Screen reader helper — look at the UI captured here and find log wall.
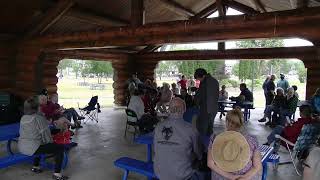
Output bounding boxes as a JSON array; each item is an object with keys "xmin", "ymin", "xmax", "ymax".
[
  {"xmin": 13, "ymin": 45, "xmax": 42, "ymax": 99},
  {"xmin": 304, "ymin": 56, "xmax": 320, "ymax": 98},
  {"xmin": 0, "ymin": 43, "xmax": 16, "ymax": 92}
]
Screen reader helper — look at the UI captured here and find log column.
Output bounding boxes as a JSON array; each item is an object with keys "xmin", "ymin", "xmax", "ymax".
[
  {"xmin": 303, "ymin": 54, "xmax": 320, "ymax": 99},
  {"xmin": 41, "ymin": 55, "xmax": 60, "ymax": 95},
  {"xmin": 112, "ymin": 59, "xmax": 131, "ymax": 105},
  {"xmin": 135, "ymin": 59, "xmax": 159, "ymax": 81}
]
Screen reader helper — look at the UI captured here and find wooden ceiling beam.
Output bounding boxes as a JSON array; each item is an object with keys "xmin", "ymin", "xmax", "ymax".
[
  {"xmin": 45, "ymin": 50, "xmax": 129, "ymax": 61},
  {"xmin": 66, "ymin": 8, "xmax": 129, "ymax": 26},
  {"xmin": 297, "ymin": 0, "xmax": 310, "ymax": 8},
  {"xmin": 217, "ymin": 0, "xmax": 226, "ymax": 17},
  {"xmin": 158, "ymin": 0, "xmax": 195, "ymax": 17},
  {"xmin": 131, "ymin": 0, "xmax": 145, "ymax": 27},
  {"xmin": 25, "ymin": 0, "xmax": 74, "ymax": 38},
  {"xmin": 34, "ymin": 7, "xmax": 320, "ymax": 47},
  {"xmin": 192, "ymin": 2, "xmax": 217, "ymax": 19},
  {"xmin": 137, "ymin": 46, "xmax": 318, "ymax": 60},
  {"xmin": 225, "ymin": 0, "xmax": 258, "ymax": 15},
  {"xmin": 250, "ymin": 0, "xmax": 267, "ymax": 12}
]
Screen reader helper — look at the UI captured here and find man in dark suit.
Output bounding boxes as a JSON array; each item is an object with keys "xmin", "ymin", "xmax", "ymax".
[{"xmin": 194, "ymin": 68, "xmax": 219, "ymax": 136}]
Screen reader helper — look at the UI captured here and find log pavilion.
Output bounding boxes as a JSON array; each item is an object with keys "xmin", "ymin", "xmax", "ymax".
[{"xmin": 1, "ymin": 0, "xmax": 320, "ymax": 105}]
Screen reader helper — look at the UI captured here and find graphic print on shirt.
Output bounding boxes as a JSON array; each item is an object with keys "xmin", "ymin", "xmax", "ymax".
[
  {"xmin": 162, "ymin": 126, "xmax": 173, "ymax": 140},
  {"xmin": 157, "ymin": 126, "xmax": 179, "ymax": 145}
]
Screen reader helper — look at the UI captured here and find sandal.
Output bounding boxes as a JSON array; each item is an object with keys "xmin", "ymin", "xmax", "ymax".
[
  {"xmin": 31, "ymin": 167, "xmax": 42, "ymax": 173},
  {"xmin": 52, "ymin": 174, "xmax": 69, "ymax": 180}
]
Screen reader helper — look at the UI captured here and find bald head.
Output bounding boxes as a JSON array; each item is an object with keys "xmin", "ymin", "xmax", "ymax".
[{"xmin": 169, "ymin": 97, "xmax": 186, "ymax": 116}]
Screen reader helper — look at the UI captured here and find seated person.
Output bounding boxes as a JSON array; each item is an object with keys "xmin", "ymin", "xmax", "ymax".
[
  {"xmin": 128, "ymin": 89, "xmax": 145, "ymax": 123},
  {"xmin": 258, "ymin": 88, "xmax": 286, "ymax": 125},
  {"xmin": 207, "ymin": 109, "xmax": 262, "ymax": 180},
  {"xmin": 128, "ymin": 89, "xmax": 158, "ymax": 133},
  {"xmin": 50, "ymin": 93, "xmax": 83, "ymax": 128},
  {"xmin": 154, "ymin": 97, "xmax": 203, "ymax": 180},
  {"xmin": 263, "ymin": 105, "xmax": 313, "ymax": 154},
  {"xmin": 218, "ymin": 85, "xmax": 229, "ymax": 119},
  {"xmin": 303, "ymin": 141, "xmax": 320, "ymax": 180},
  {"xmin": 311, "ymin": 88, "xmax": 320, "ymax": 114},
  {"xmin": 292, "ymin": 85, "xmax": 299, "ymax": 100},
  {"xmin": 176, "ymin": 88, "xmax": 194, "ymax": 109},
  {"xmin": 278, "ymin": 87, "xmax": 299, "ymax": 126},
  {"xmin": 156, "ymin": 83, "xmax": 173, "ymax": 113},
  {"xmin": 230, "ymin": 83, "xmax": 253, "ymax": 108},
  {"xmin": 171, "ymin": 83, "xmax": 179, "ymax": 96},
  {"xmin": 18, "ymin": 96, "xmax": 69, "ymax": 180},
  {"xmin": 39, "ymin": 95, "xmax": 75, "ymax": 130}
]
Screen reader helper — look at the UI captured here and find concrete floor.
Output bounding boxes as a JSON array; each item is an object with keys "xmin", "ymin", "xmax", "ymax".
[{"xmin": 0, "ymin": 108, "xmax": 302, "ymax": 180}]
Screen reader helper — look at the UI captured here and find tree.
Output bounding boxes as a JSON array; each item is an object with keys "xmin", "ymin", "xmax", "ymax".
[
  {"xmin": 293, "ymin": 61, "xmax": 307, "ymax": 83},
  {"xmin": 57, "ymin": 59, "xmax": 73, "ymax": 76},
  {"xmin": 235, "ymin": 39, "xmax": 285, "ymax": 81},
  {"xmin": 87, "ymin": 61, "xmax": 113, "ymax": 83}
]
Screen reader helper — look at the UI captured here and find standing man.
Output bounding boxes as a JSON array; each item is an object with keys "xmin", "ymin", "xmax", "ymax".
[
  {"xmin": 266, "ymin": 74, "xmax": 276, "ymax": 107},
  {"xmin": 277, "ymin": 73, "xmax": 289, "ymax": 94},
  {"xmin": 194, "ymin": 68, "xmax": 219, "ymax": 135}
]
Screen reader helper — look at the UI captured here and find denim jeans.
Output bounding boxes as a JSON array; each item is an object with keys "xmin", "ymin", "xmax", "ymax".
[{"xmin": 267, "ymin": 125, "xmax": 284, "ymax": 144}]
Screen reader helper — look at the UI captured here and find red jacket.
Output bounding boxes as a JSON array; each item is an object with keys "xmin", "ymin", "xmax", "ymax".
[
  {"xmin": 40, "ymin": 101, "xmax": 61, "ymax": 119},
  {"xmin": 283, "ymin": 117, "xmax": 312, "ymax": 143}
]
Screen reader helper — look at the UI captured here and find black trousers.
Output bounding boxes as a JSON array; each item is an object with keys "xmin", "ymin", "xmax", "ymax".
[{"xmin": 33, "ymin": 143, "xmax": 65, "ymax": 173}]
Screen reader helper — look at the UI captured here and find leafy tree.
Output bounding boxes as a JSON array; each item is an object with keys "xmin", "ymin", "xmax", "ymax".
[
  {"xmin": 87, "ymin": 61, "xmax": 113, "ymax": 83},
  {"xmin": 57, "ymin": 59, "xmax": 73, "ymax": 76},
  {"xmin": 293, "ymin": 61, "xmax": 307, "ymax": 83},
  {"xmin": 235, "ymin": 39, "xmax": 285, "ymax": 80}
]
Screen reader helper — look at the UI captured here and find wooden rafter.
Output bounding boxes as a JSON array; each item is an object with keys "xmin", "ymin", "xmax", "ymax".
[
  {"xmin": 66, "ymin": 8, "xmax": 129, "ymax": 27},
  {"xmin": 217, "ymin": 0, "xmax": 226, "ymax": 17},
  {"xmin": 34, "ymin": 7, "xmax": 320, "ymax": 47},
  {"xmin": 139, "ymin": 45, "xmax": 162, "ymax": 53},
  {"xmin": 137, "ymin": 46, "xmax": 318, "ymax": 60},
  {"xmin": 192, "ymin": 2, "xmax": 217, "ymax": 19},
  {"xmin": 297, "ymin": 0, "xmax": 310, "ymax": 8},
  {"xmin": 225, "ymin": 0, "xmax": 258, "ymax": 15},
  {"xmin": 250, "ymin": 0, "xmax": 266, "ymax": 12},
  {"xmin": 158, "ymin": 0, "xmax": 195, "ymax": 17},
  {"xmin": 25, "ymin": 0, "xmax": 74, "ymax": 38},
  {"xmin": 131, "ymin": 0, "xmax": 145, "ymax": 27}
]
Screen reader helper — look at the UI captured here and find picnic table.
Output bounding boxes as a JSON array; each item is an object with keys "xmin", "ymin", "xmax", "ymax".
[
  {"xmin": 218, "ymin": 100, "xmax": 254, "ymax": 122},
  {"xmin": 135, "ymin": 133, "xmax": 273, "ymax": 180}
]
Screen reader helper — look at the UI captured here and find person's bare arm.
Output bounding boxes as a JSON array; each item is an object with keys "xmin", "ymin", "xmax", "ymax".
[
  {"xmin": 303, "ymin": 166, "xmax": 312, "ymax": 180},
  {"xmin": 207, "ymin": 150, "xmax": 240, "ymax": 180},
  {"xmin": 238, "ymin": 150, "xmax": 262, "ymax": 180}
]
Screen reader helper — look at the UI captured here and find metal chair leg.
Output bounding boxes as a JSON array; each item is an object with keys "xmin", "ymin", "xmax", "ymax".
[
  {"xmin": 123, "ymin": 170, "xmax": 129, "ymax": 180},
  {"xmin": 285, "ymin": 142, "xmax": 301, "ymax": 176}
]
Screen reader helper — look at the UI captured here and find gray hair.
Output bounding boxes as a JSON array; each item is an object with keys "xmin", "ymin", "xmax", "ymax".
[
  {"xmin": 24, "ymin": 96, "xmax": 39, "ymax": 115},
  {"xmin": 169, "ymin": 97, "xmax": 186, "ymax": 116},
  {"xmin": 276, "ymin": 87, "xmax": 284, "ymax": 95}
]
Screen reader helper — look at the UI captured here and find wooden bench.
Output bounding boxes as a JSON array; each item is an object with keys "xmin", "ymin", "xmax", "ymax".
[{"xmin": 114, "ymin": 157, "xmax": 158, "ymax": 180}]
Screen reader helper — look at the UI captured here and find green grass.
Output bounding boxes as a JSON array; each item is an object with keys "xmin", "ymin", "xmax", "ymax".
[
  {"xmin": 57, "ymin": 77, "xmax": 306, "ymax": 108},
  {"xmin": 57, "ymin": 77, "xmax": 114, "ymax": 108}
]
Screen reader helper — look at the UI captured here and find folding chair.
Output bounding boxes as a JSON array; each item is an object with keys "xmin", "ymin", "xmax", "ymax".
[
  {"xmin": 274, "ymin": 123, "xmax": 320, "ymax": 175},
  {"xmin": 124, "ymin": 109, "xmax": 139, "ymax": 139},
  {"xmin": 78, "ymin": 96, "xmax": 101, "ymax": 124}
]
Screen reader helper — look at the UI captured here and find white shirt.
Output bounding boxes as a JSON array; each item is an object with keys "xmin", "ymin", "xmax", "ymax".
[{"xmin": 128, "ymin": 95, "xmax": 145, "ymax": 122}]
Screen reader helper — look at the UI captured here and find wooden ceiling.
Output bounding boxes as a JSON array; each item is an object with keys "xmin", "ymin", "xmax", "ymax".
[{"xmin": 1, "ymin": 0, "xmax": 320, "ymax": 51}]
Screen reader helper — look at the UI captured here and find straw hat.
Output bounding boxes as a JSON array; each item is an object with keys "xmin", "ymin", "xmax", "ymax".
[{"xmin": 211, "ymin": 131, "xmax": 250, "ymax": 172}]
